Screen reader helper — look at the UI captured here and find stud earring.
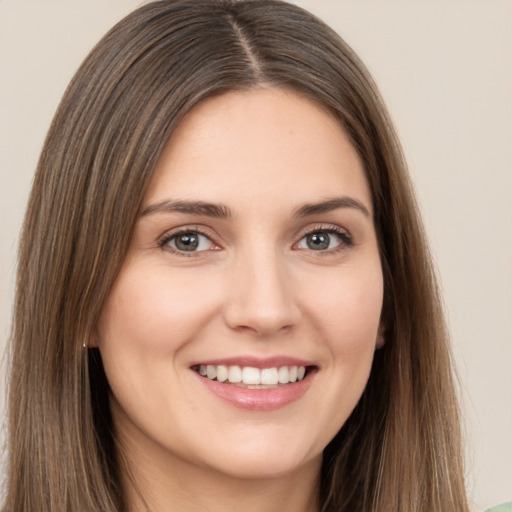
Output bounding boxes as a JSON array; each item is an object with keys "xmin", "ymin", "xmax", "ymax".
[{"xmin": 376, "ymin": 327, "xmax": 385, "ymax": 349}]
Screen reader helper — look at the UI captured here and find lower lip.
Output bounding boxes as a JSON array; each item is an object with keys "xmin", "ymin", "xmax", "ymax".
[{"xmin": 195, "ymin": 371, "xmax": 314, "ymax": 411}]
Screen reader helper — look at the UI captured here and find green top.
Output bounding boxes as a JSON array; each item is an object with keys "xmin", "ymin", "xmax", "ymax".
[{"xmin": 486, "ymin": 504, "xmax": 512, "ymax": 512}]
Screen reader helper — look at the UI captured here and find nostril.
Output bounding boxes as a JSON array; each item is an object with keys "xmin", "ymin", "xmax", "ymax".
[{"xmin": 223, "ymin": 269, "xmax": 300, "ymax": 335}]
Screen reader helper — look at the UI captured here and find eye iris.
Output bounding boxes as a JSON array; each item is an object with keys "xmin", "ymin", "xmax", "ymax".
[
  {"xmin": 307, "ymin": 232, "xmax": 330, "ymax": 250},
  {"xmin": 175, "ymin": 233, "xmax": 199, "ymax": 251}
]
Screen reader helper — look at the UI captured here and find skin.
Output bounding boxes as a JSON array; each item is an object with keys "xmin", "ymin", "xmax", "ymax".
[{"xmin": 96, "ymin": 87, "xmax": 384, "ymax": 512}]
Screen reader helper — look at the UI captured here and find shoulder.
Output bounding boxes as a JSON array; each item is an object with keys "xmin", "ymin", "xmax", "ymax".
[{"xmin": 486, "ymin": 504, "xmax": 512, "ymax": 512}]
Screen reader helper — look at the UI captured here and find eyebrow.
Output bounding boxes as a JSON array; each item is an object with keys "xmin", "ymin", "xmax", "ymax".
[
  {"xmin": 141, "ymin": 199, "xmax": 233, "ymax": 218},
  {"xmin": 141, "ymin": 196, "xmax": 370, "ymax": 219},
  {"xmin": 293, "ymin": 197, "xmax": 371, "ymax": 218}
]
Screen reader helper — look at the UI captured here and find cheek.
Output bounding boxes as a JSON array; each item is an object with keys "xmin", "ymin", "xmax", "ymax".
[
  {"xmin": 303, "ymin": 263, "xmax": 384, "ymax": 355},
  {"xmin": 291, "ymin": 262, "xmax": 383, "ymax": 447},
  {"xmin": 95, "ymin": 264, "xmax": 226, "ymax": 426},
  {"xmin": 98, "ymin": 264, "xmax": 224, "ymax": 355}
]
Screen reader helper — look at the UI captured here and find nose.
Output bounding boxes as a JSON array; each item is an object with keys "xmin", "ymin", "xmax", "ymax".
[{"xmin": 223, "ymin": 249, "xmax": 300, "ymax": 337}]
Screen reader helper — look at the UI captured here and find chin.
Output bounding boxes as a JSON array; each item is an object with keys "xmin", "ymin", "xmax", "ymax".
[
  {"xmin": 206, "ymin": 452, "xmax": 321, "ymax": 481},
  {"xmin": 191, "ymin": 429, "xmax": 324, "ymax": 481}
]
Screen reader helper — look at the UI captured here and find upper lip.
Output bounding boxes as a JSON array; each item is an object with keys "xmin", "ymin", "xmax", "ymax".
[{"xmin": 189, "ymin": 355, "xmax": 316, "ymax": 369}]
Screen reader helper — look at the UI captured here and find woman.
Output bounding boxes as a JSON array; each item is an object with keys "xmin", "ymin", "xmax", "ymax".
[{"xmin": 4, "ymin": 1, "xmax": 472, "ymax": 511}]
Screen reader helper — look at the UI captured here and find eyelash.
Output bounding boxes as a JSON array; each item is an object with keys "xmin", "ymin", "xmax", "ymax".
[
  {"xmin": 158, "ymin": 224, "xmax": 353, "ymax": 257},
  {"xmin": 295, "ymin": 224, "xmax": 353, "ymax": 255},
  {"xmin": 158, "ymin": 227, "xmax": 217, "ymax": 257}
]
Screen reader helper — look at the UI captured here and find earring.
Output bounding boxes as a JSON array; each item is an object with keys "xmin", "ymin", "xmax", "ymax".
[
  {"xmin": 376, "ymin": 328, "xmax": 385, "ymax": 349},
  {"xmin": 82, "ymin": 341, "xmax": 87, "ymax": 349}
]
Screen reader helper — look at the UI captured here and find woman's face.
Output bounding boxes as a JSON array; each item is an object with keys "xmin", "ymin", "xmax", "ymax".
[{"xmin": 97, "ymin": 88, "xmax": 383, "ymax": 481}]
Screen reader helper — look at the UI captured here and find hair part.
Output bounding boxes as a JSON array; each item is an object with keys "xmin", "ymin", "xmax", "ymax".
[{"xmin": 5, "ymin": 1, "xmax": 469, "ymax": 511}]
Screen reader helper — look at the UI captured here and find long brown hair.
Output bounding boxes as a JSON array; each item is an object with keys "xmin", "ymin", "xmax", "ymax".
[{"xmin": 5, "ymin": 1, "xmax": 470, "ymax": 510}]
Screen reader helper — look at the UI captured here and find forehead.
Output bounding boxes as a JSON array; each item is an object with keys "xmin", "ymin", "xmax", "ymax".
[{"xmin": 144, "ymin": 87, "xmax": 372, "ymax": 214}]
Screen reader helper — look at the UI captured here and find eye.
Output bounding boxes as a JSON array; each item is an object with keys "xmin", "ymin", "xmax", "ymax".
[
  {"xmin": 296, "ymin": 228, "xmax": 350, "ymax": 251},
  {"xmin": 161, "ymin": 230, "xmax": 215, "ymax": 253}
]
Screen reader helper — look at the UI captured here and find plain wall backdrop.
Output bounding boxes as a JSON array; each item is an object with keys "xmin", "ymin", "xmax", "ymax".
[{"xmin": 0, "ymin": 1, "xmax": 511, "ymax": 510}]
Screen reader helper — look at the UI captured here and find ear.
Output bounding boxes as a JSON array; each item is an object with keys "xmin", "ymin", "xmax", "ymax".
[
  {"xmin": 375, "ymin": 324, "xmax": 385, "ymax": 349},
  {"xmin": 87, "ymin": 332, "xmax": 100, "ymax": 348}
]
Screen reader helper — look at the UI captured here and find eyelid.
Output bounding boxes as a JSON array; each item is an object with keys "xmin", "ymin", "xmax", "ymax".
[
  {"xmin": 157, "ymin": 225, "xmax": 221, "ymax": 255},
  {"xmin": 295, "ymin": 223, "xmax": 351, "ymax": 239},
  {"xmin": 293, "ymin": 223, "xmax": 353, "ymax": 252},
  {"xmin": 156, "ymin": 223, "xmax": 353, "ymax": 256}
]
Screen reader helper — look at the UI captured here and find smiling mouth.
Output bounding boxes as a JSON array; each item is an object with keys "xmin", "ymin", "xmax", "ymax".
[{"xmin": 192, "ymin": 364, "xmax": 313, "ymax": 389}]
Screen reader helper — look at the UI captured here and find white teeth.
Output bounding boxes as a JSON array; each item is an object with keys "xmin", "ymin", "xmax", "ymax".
[
  {"xmin": 206, "ymin": 365, "xmax": 217, "ymax": 380},
  {"xmin": 216, "ymin": 365, "xmax": 228, "ymax": 382},
  {"xmin": 228, "ymin": 365, "xmax": 242, "ymax": 383},
  {"xmin": 261, "ymin": 367, "xmax": 279, "ymax": 385},
  {"xmin": 242, "ymin": 366, "xmax": 260, "ymax": 385},
  {"xmin": 278, "ymin": 366, "xmax": 289, "ymax": 384},
  {"xmin": 197, "ymin": 364, "xmax": 308, "ymax": 385}
]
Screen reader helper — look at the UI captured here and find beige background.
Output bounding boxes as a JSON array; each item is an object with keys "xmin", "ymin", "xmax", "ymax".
[{"xmin": 0, "ymin": 1, "xmax": 510, "ymax": 509}]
